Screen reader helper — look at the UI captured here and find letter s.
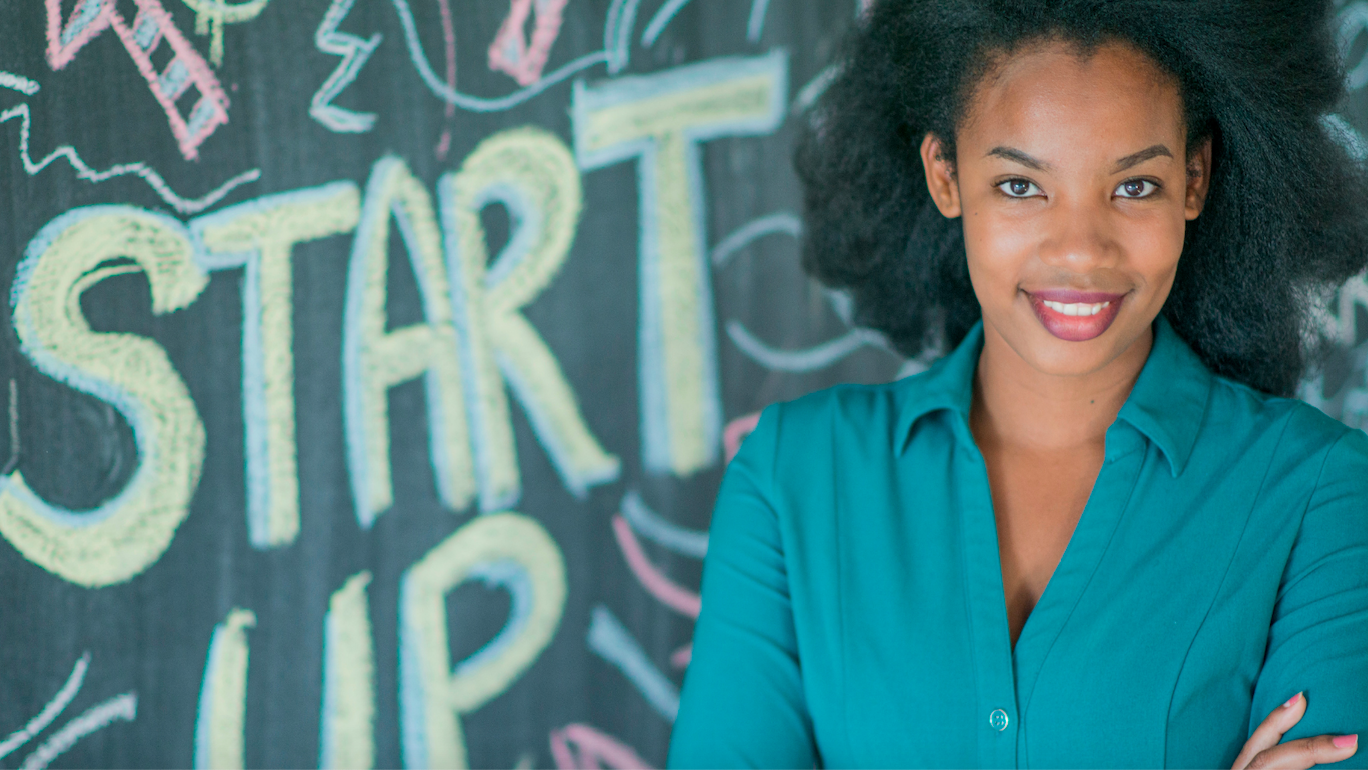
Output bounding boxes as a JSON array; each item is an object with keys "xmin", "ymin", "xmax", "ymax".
[{"xmin": 3, "ymin": 206, "xmax": 209, "ymax": 587}]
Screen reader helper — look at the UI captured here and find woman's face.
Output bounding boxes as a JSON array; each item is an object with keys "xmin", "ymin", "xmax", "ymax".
[{"xmin": 920, "ymin": 40, "xmax": 1211, "ymax": 378}]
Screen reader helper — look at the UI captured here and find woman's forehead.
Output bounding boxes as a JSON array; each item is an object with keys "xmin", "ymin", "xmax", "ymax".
[{"xmin": 959, "ymin": 40, "xmax": 1186, "ymax": 158}]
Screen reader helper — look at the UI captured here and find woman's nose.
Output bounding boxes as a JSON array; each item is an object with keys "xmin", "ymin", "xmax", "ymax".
[{"xmin": 1034, "ymin": 197, "xmax": 1120, "ymax": 271}]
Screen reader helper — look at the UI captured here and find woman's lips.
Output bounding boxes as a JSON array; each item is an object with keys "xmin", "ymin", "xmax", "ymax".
[{"xmin": 1026, "ymin": 289, "xmax": 1126, "ymax": 341}]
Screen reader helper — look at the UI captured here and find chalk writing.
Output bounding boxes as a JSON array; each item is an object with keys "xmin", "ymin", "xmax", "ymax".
[
  {"xmin": 343, "ymin": 156, "xmax": 475, "ymax": 527},
  {"xmin": 320, "ymin": 572, "xmax": 376, "ymax": 770},
  {"xmin": 0, "ymin": 104, "xmax": 260, "ymax": 214},
  {"xmin": 0, "ymin": 72, "xmax": 40, "ymax": 95},
  {"xmin": 191, "ymin": 182, "xmax": 362, "ymax": 549},
  {"xmin": 400, "ymin": 512, "xmax": 566, "ymax": 769},
  {"xmin": 489, "ymin": 0, "xmax": 569, "ymax": 86},
  {"xmin": 194, "ymin": 608, "xmax": 255, "ymax": 770},
  {"xmin": 0, "ymin": 654, "xmax": 89, "ymax": 760},
  {"xmin": 572, "ymin": 51, "xmax": 788, "ymax": 476},
  {"xmin": 1341, "ymin": 2, "xmax": 1368, "ymax": 91},
  {"xmin": 45, "ymin": 0, "xmax": 230, "ymax": 160},
  {"xmin": 746, "ymin": 0, "xmax": 770, "ymax": 42},
  {"xmin": 441, "ymin": 126, "xmax": 619, "ymax": 510},
  {"xmin": 641, "ymin": 0, "xmax": 691, "ymax": 46},
  {"xmin": 611, "ymin": 514, "xmax": 699, "ymax": 617},
  {"xmin": 17, "ymin": 693, "xmax": 137, "ymax": 770},
  {"xmin": 585, "ymin": 605, "xmax": 678, "ymax": 721},
  {"xmin": 4, "ymin": 208, "xmax": 207, "ymax": 587},
  {"xmin": 310, "ymin": 0, "xmax": 382, "ymax": 133}
]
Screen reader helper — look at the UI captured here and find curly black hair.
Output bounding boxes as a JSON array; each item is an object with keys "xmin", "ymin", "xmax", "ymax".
[{"xmin": 795, "ymin": 0, "xmax": 1368, "ymax": 396}]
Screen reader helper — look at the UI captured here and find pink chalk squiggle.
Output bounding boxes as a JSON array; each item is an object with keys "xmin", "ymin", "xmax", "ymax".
[
  {"xmin": 549, "ymin": 723, "xmax": 654, "ymax": 770},
  {"xmin": 487, "ymin": 0, "xmax": 569, "ymax": 86},
  {"xmin": 611, "ymin": 516, "xmax": 700, "ymax": 619}
]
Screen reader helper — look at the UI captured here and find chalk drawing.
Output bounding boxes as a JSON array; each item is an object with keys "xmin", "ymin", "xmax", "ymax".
[
  {"xmin": 1341, "ymin": 2, "xmax": 1368, "ymax": 91},
  {"xmin": 310, "ymin": 0, "xmax": 382, "ymax": 133},
  {"xmin": 489, "ymin": 0, "xmax": 570, "ymax": 86},
  {"xmin": 45, "ymin": 0, "xmax": 231, "ymax": 160},
  {"xmin": 191, "ymin": 182, "xmax": 362, "ymax": 549},
  {"xmin": 586, "ymin": 606, "xmax": 679, "ymax": 722},
  {"xmin": 792, "ymin": 64, "xmax": 839, "ymax": 115},
  {"xmin": 611, "ymin": 515, "xmax": 700, "ymax": 617},
  {"xmin": 0, "ymin": 104, "xmax": 260, "ymax": 214},
  {"xmin": 549, "ymin": 724, "xmax": 654, "ymax": 770},
  {"xmin": 746, "ymin": 0, "xmax": 770, "ymax": 42},
  {"xmin": 572, "ymin": 50, "xmax": 788, "ymax": 477},
  {"xmin": 620, "ymin": 490, "xmax": 707, "ymax": 558},
  {"xmin": 440, "ymin": 126, "xmax": 620, "ymax": 511},
  {"xmin": 0, "ymin": 654, "xmax": 89, "ymax": 760},
  {"xmin": 603, "ymin": 0, "xmax": 642, "ymax": 74},
  {"xmin": 722, "ymin": 412, "xmax": 760, "ymax": 463},
  {"xmin": 389, "ymin": 0, "xmax": 607, "ymax": 112},
  {"xmin": 669, "ymin": 644, "xmax": 691, "ymax": 669},
  {"xmin": 400, "ymin": 513, "xmax": 566, "ymax": 769},
  {"xmin": 709, "ymin": 211, "xmax": 800, "ymax": 267},
  {"xmin": 3, "ymin": 207, "xmax": 207, "ymax": 587},
  {"xmin": 195, "ymin": 608, "xmax": 255, "ymax": 770},
  {"xmin": 17, "ymin": 693, "xmax": 137, "ymax": 770},
  {"xmin": 641, "ymin": 0, "xmax": 691, "ymax": 46},
  {"xmin": 0, "ymin": 72, "xmax": 40, "ymax": 95},
  {"xmin": 713, "ymin": 211, "xmax": 884, "ymax": 372},
  {"xmin": 180, "ymin": 0, "xmax": 270, "ymax": 65},
  {"xmin": 343, "ymin": 156, "xmax": 475, "ymax": 528},
  {"xmin": 433, "ymin": 0, "xmax": 456, "ymax": 157},
  {"xmin": 320, "ymin": 572, "xmax": 375, "ymax": 770},
  {"xmin": 1324, "ymin": 113, "xmax": 1368, "ymax": 162}
]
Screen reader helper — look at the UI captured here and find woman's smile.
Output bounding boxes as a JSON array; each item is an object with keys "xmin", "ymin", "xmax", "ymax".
[{"xmin": 1024, "ymin": 288, "xmax": 1126, "ymax": 341}]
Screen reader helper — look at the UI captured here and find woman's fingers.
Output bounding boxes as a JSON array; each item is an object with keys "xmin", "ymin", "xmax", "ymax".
[
  {"xmin": 1232, "ymin": 692, "xmax": 1310, "ymax": 770},
  {"xmin": 1230, "ymin": 692, "xmax": 1359, "ymax": 770},
  {"xmin": 1240, "ymin": 734, "xmax": 1359, "ymax": 770}
]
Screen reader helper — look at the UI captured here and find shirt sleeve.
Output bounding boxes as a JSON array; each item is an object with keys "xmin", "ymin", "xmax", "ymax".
[
  {"xmin": 667, "ymin": 405, "xmax": 818, "ymax": 769},
  {"xmin": 1249, "ymin": 427, "xmax": 1368, "ymax": 766}
]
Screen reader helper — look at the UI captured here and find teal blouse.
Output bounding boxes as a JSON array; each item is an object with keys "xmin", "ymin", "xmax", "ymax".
[{"xmin": 668, "ymin": 317, "xmax": 1368, "ymax": 768}]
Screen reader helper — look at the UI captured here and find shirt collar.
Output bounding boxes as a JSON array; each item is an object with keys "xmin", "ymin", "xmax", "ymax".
[{"xmin": 893, "ymin": 314, "xmax": 1212, "ymax": 477}]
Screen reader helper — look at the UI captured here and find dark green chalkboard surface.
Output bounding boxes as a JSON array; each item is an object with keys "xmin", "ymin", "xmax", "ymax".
[{"xmin": 2, "ymin": 0, "xmax": 1367, "ymax": 766}]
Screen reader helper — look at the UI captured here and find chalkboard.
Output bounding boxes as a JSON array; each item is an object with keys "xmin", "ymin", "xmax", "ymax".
[{"xmin": 2, "ymin": 0, "xmax": 1367, "ymax": 767}]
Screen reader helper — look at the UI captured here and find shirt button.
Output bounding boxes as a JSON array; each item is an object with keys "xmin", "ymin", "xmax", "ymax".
[{"xmin": 989, "ymin": 709, "xmax": 1010, "ymax": 731}]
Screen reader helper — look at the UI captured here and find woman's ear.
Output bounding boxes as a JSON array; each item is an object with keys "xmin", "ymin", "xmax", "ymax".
[
  {"xmin": 920, "ymin": 133, "xmax": 962, "ymax": 218},
  {"xmin": 1185, "ymin": 137, "xmax": 1213, "ymax": 220}
]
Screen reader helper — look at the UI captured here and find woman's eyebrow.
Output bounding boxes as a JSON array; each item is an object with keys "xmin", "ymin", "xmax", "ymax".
[
  {"xmin": 1114, "ymin": 144, "xmax": 1173, "ymax": 171},
  {"xmin": 986, "ymin": 146, "xmax": 1050, "ymax": 170}
]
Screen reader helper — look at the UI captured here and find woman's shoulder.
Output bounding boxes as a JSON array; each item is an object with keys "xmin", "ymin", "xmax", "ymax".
[{"xmin": 1206, "ymin": 373, "xmax": 1368, "ymax": 486}]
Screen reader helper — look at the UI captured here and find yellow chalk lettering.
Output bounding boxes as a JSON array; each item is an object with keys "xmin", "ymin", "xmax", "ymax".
[
  {"xmin": 441, "ymin": 126, "xmax": 619, "ymax": 511},
  {"xmin": 194, "ymin": 608, "xmax": 256, "ymax": 770},
  {"xmin": 191, "ymin": 182, "xmax": 361, "ymax": 549},
  {"xmin": 344, "ymin": 157, "xmax": 475, "ymax": 527},
  {"xmin": 2, "ymin": 207, "xmax": 208, "ymax": 587},
  {"xmin": 399, "ymin": 512, "xmax": 566, "ymax": 769},
  {"xmin": 572, "ymin": 52, "xmax": 788, "ymax": 476},
  {"xmin": 320, "ymin": 571, "xmax": 375, "ymax": 770}
]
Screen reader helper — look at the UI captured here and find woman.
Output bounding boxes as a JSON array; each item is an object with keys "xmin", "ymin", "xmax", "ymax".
[{"xmin": 668, "ymin": 0, "xmax": 1368, "ymax": 767}]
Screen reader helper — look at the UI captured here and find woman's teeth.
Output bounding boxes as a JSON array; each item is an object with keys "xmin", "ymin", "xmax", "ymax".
[{"xmin": 1041, "ymin": 300, "xmax": 1110, "ymax": 317}]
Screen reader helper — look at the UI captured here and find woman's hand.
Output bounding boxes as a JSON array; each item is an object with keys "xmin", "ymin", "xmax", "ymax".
[{"xmin": 1231, "ymin": 692, "xmax": 1359, "ymax": 769}]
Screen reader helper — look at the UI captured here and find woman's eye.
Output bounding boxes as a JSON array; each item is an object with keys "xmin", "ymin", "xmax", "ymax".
[
  {"xmin": 998, "ymin": 179, "xmax": 1041, "ymax": 197},
  {"xmin": 1116, "ymin": 179, "xmax": 1158, "ymax": 198}
]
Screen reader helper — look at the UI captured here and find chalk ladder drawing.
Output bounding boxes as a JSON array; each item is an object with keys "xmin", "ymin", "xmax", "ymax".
[
  {"xmin": 0, "ymin": 104, "xmax": 259, "ymax": 215},
  {"xmin": 0, "ymin": 653, "xmax": 139, "ymax": 770},
  {"xmin": 45, "ymin": 0, "xmax": 230, "ymax": 160}
]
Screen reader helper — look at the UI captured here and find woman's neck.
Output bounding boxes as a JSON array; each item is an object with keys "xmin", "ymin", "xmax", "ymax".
[{"xmin": 970, "ymin": 323, "xmax": 1154, "ymax": 452}]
